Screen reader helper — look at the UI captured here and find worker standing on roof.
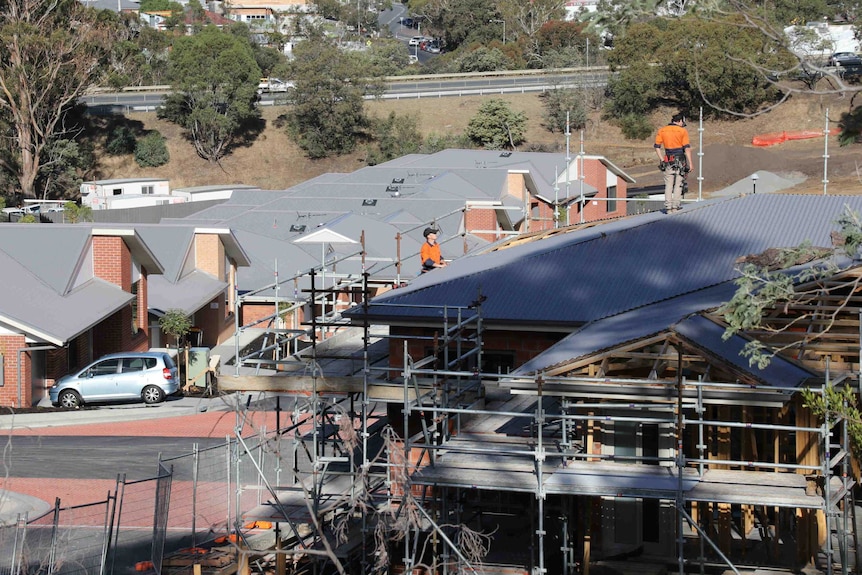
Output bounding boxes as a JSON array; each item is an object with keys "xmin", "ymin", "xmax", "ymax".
[
  {"xmin": 654, "ymin": 112, "xmax": 693, "ymax": 213},
  {"xmin": 420, "ymin": 227, "xmax": 447, "ymax": 273}
]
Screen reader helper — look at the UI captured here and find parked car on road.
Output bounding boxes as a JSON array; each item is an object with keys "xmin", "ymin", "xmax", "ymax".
[
  {"xmin": 826, "ymin": 53, "xmax": 862, "ymax": 80},
  {"xmin": 827, "ymin": 52, "xmax": 862, "ymax": 66},
  {"xmin": 49, "ymin": 351, "xmax": 179, "ymax": 408},
  {"xmin": 409, "ymin": 36, "xmax": 422, "ymax": 46}
]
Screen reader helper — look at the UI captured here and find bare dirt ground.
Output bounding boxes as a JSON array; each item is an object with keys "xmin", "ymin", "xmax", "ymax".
[{"xmin": 105, "ymin": 92, "xmax": 862, "ymax": 197}]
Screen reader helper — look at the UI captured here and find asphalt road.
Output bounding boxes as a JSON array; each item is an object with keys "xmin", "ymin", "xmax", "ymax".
[{"xmin": 3, "ymin": 435, "xmax": 226, "ymax": 480}]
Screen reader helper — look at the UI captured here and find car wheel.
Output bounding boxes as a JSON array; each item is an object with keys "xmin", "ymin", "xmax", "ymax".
[
  {"xmin": 142, "ymin": 385, "xmax": 165, "ymax": 405},
  {"xmin": 58, "ymin": 390, "xmax": 82, "ymax": 409}
]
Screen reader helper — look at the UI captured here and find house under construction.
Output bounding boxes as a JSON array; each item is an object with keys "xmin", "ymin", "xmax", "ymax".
[{"xmin": 214, "ymin": 193, "xmax": 862, "ymax": 575}]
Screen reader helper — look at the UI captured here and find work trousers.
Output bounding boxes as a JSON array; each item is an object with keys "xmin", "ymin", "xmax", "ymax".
[{"xmin": 663, "ymin": 166, "xmax": 683, "ymax": 212}]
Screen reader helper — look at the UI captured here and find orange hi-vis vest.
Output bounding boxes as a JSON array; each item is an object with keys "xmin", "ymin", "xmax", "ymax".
[{"xmin": 654, "ymin": 124, "xmax": 690, "ymax": 159}]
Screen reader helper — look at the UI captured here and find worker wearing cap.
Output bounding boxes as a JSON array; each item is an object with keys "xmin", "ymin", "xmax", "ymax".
[
  {"xmin": 420, "ymin": 227, "xmax": 446, "ymax": 273},
  {"xmin": 654, "ymin": 113, "xmax": 693, "ymax": 213}
]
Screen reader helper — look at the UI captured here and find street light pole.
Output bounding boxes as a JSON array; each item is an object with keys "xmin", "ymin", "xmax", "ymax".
[
  {"xmin": 489, "ymin": 19, "xmax": 505, "ymax": 44},
  {"xmin": 750, "ymin": 172, "xmax": 758, "ymax": 195}
]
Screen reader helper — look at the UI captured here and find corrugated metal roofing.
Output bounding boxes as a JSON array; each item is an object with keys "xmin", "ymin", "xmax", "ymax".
[
  {"xmin": 674, "ymin": 315, "xmax": 815, "ymax": 388},
  {"xmin": 512, "ymin": 283, "xmax": 738, "ymax": 375},
  {"xmin": 136, "ymin": 226, "xmax": 194, "ymax": 282},
  {"xmin": 0, "ymin": 250, "xmax": 133, "ymax": 345},
  {"xmin": 148, "ymin": 270, "xmax": 227, "ymax": 315},
  {"xmin": 359, "ymin": 195, "xmax": 862, "ymax": 325},
  {"xmin": 0, "ymin": 226, "xmax": 91, "ymax": 294}
]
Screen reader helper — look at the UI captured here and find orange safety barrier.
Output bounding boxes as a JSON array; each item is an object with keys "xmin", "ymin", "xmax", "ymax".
[
  {"xmin": 135, "ymin": 561, "xmax": 154, "ymax": 571},
  {"xmin": 243, "ymin": 520, "xmax": 273, "ymax": 529},
  {"xmin": 752, "ymin": 128, "xmax": 840, "ymax": 146},
  {"xmin": 214, "ymin": 534, "xmax": 238, "ymax": 544}
]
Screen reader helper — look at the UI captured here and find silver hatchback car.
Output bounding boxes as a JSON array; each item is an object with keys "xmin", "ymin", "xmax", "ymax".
[{"xmin": 50, "ymin": 351, "xmax": 180, "ymax": 408}]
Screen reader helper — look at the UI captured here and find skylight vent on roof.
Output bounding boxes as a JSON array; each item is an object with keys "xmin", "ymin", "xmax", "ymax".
[
  {"xmin": 290, "ymin": 225, "xmax": 307, "ymax": 232},
  {"xmin": 362, "ymin": 199, "xmax": 377, "ymax": 206},
  {"xmin": 385, "ymin": 185, "xmax": 400, "ymax": 192},
  {"xmin": 392, "ymin": 178, "xmax": 405, "ymax": 184},
  {"xmin": 500, "ymin": 151, "xmax": 512, "ymax": 157}
]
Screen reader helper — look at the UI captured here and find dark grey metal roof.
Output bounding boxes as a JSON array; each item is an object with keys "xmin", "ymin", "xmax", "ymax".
[
  {"xmin": 359, "ymin": 194, "xmax": 862, "ymax": 325},
  {"xmin": 513, "ymin": 285, "xmax": 817, "ymax": 388},
  {"xmin": 512, "ymin": 283, "xmax": 738, "ymax": 375},
  {"xmin": 674, "ymin": 314, "xmax": 816, "ymax": 388}
]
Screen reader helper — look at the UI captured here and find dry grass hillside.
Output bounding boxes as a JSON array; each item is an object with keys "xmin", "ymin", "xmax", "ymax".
[{"xmin": 99, "ymin": 91, "xmax": 862, "ymax": 196}]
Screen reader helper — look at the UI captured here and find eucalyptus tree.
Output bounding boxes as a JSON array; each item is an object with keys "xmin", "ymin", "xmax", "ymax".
[
  {"xmin": 0, "ymin": 0, "xmax": 113, "ymax": 198},
  {"xmin": 159, "ymin": 25, "xmax": 261, "ymax": 164}
]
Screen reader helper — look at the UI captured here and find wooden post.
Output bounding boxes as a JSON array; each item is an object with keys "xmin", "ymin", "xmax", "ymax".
[
  {"xmin": 794, "ymin": 396, "xmax": 821, "ymax": 566},
  {"xmin": 276, "ymin": 523, "xmax": 285, "ymax": 575},
  {"xmin": 716, "ymin": 405, "xmax": 732, "ymax": 553}
]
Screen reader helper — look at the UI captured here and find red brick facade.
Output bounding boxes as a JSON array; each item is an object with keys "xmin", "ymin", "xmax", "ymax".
[
  {"xmin": 0, "ymin": 334, "xmax": 28, "ymax": 406},
  {"xmin": 193, "ymin": 233, "xmax": 235, "ymax": 346},
  {"xmin": 466, "ymin": 160, "xmax": 629, "ymax": 240}
]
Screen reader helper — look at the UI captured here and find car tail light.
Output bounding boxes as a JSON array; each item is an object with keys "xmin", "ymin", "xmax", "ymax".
[{"xmin": 163, "ymin": 368, "xmax": 173, "ymax": 380}]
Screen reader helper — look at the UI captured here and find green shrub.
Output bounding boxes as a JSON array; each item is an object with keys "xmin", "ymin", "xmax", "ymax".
[
  {"xmin": 134, "ymin": 132, "xmax": 170, "ymax": 167},
  {"xmin": 541, "ymin": 88, "xmax": 587, "ymax": 133},
  {"xmin": 618, "ymin": 114, "xmax": 653, "ymax": 140},
  {"xmin": 106, "ymin": 126, "xmax": 137, "ymax": 156}
]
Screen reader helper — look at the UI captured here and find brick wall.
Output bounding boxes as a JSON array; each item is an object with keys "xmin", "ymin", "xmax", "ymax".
[
  {"xmin": 137, "ymin": 267, "xmax": 149, "ymax": 341},
  {"xmin": 93, "ymin": 236, "xmax": 131, "ymax": 290},
  {"xmin": 506, "ymin": 173, "xmax": 526, "ymax": 201},
  {"xmin": 0, "ymin": 335, "xmax": 29, "ymax": 406},
  {"xmin": 193, "ymin": 295, "xmax": 233, "ymax": 348},
  {"xmin": 92, "ymin": 236, "xmax": 148, "ymax": 354},
  {"xmin": 465, "ymin": 206, "xmax": 500, "ymax": 242},
  {"xmin": 195, "ymin": 234, "xmax": 225, "ymax": 280},
  {"xmin": 564, "ymin": 159, "xmax": 630, "ymax": 223},
  {"xmin": 241, "ymin": 302, "xmax": 277, "ymax": 329}
]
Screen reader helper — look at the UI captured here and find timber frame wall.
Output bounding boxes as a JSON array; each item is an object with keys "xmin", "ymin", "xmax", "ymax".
[{"xmin": 216, "ymin": 254, "xmax": 861, "ymax": 575}]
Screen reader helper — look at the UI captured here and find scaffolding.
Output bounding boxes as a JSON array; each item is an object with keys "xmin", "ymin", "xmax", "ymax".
[{"xmin": 212, "ymin": 243, "xmax": 860, "ymax": 575}]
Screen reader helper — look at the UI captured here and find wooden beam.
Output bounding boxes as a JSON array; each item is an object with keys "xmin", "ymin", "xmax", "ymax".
[
  {"xmin": 218, "ymin": 374, "xmax": 365, "ymax": 393},
  {"xmin": 217, "ymin": 374, "xmax": 427, "ymax": 401}
]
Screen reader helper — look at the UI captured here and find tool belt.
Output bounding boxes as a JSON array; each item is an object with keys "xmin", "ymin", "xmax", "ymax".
[{"xmin": 665, "ymin": 154, "xmax": 688, "ymax": 171}]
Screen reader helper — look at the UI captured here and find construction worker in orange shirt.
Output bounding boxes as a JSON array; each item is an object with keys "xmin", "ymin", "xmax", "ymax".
[
  {"xmin": 420, "ymin": 227, "xmax": 447, "ymax": 273},
  {"xmin": 654, "ymin": 112, "xmax": 693, "ymax": 213}
]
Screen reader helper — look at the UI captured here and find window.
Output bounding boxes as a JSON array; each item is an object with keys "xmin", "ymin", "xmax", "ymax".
[
  {"xmin": 142, "ymin": 185, "xmax": 154, "ymax": 195},
  {"xmin": 112, "ymin": 188, "xmax": 122, "ymax": 196},
  {"xmin": 86, "ymin": 359, "xmax": 120, "ymax": 377},
  {"xmin": 607, "ymin": 185, "xmax": 617, "ymax": 212},
  {"xmin": 122, "ymin": 358, "xmax": 145, "ymax": 372}
]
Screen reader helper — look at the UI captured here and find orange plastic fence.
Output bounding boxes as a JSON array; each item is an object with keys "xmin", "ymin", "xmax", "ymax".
[{"xmin": 752, "ymin": 128, "xmax": 840, "ymax": 146}]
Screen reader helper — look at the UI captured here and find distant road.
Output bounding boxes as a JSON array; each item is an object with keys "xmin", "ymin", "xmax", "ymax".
[{"xmin": 81, "ymin": 68, "xmax": 612, "ymax": 113}]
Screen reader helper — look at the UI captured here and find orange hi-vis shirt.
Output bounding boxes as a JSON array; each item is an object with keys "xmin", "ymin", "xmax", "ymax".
[
  {"xmin": 654, "ymin": 124, "xmax": 690, "ymax": 158},
  {"xmin": 421, "ymin": 241, "xmax": 442, "ymax": 267}
]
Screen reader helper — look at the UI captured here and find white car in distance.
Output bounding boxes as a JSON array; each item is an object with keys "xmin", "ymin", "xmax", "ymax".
[{"xmin": 257, "ymin": 78, "xmax": 294, "ymax": 95}]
